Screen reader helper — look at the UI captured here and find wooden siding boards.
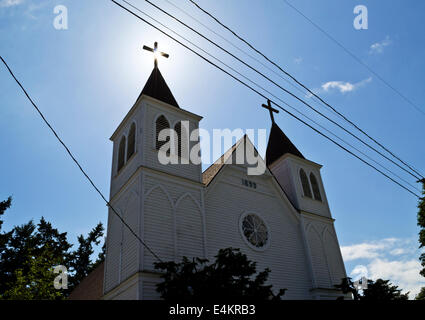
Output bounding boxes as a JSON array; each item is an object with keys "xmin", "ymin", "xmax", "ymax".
[
  {"xmin": 102, "ymin": 91, "xmax": 346, "ymax": 300},
  {"xmin": 306, "ymin": 225, "xmax": 332, "ymax": 288},
  {"xmin": 204, "ymin": 165, "xmax": 313, "ymax": 299},
  {"xmin": 143, "ymin": 185, "xmax": 174, "ymax": 271},
  {"xmin": 176, "ymin": 196, "xmax": 204, "ymax": 260},
  {"xmin": 142, "ymin": 279, "xmax": 162, "ymax": 300}
]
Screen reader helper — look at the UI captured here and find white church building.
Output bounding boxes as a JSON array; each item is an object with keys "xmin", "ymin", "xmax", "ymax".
[{"xmin": 98, "ymin": 64, "xmax": 348, "ymax": 300}]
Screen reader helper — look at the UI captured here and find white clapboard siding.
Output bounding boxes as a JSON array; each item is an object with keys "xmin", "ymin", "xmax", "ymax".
[
  {"xmin": 142, "ymin": 280, "xmax": 161, "ymax": 300},
  {"xmin": 143, "ymin": 186, "xmax": 174, "ymax": 271},
  {"xmin": 121, "ymin": 191, "xmax": 140, "ymax": 281},
  {"xmin": 104, "ymin": 92, "xmax": 347, "ymax": 300},
  {"xmin": 176, "ymin": 195, "xmax": 204, "ymax": 260},
  {"xmin": 205, "ymin": 167, "xmax": 313, "ymax": 299},
  {"xmin": 306, "ymin": 226, "xmax": 332, "ymax": 288},
  {"xmin": 104, "ymin": 209, "xmax": 121, "ymax": 292},
  {"xmin": 323, "ymin": 229, "xmax": 346, "ymax": 286}
]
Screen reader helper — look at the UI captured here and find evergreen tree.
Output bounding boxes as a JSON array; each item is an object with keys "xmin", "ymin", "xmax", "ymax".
[
  {"xmin": 415, "ymin": 287, "xmax": 425, "ymax": 300},
  {"xmin": 362, "ymin": 279, "xmax": 409, "ymax": 301},
  {"xmin": 3, "ymin": 247, "xmax": 64, "ymax": 300},
  {"xmin": 336, "ymin": 277, "xmax": 409, "ymax": 300},
  {"xmin": 0, "ymin": 197, "xmax": 105, "ymax": 299},
  {"xmin": 68, "ymin": 223, "xmax": 104, "ymax": 289}
]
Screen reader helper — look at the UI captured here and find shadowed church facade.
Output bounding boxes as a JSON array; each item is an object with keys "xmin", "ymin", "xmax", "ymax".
[{"xmin": 98, "ymin": 61, "xmax": 347, "ymax": 300}]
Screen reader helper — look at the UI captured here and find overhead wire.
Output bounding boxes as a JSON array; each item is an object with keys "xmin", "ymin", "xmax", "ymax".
[{"xmin": 110, "ymin": 0, "xmax": 421, "ymax": 198}]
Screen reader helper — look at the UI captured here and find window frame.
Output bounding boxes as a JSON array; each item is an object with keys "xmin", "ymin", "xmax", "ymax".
[
  {"xmin": 126, "ymin": 122, "xmax": 136, "ymax": 161},
  {"xmin": 239, "ymin": 212, "xmax": 271, "ymax": 252},
  {"xmin": 117, "ymin": 135, "xmax": 126, "ymax": 173},
  {"xmin": 299, "ymin": 168, "xmax": 313, "ymax": 199},
  {"xmin": 154, "ymin": 114, "xmax": 171, "ymax": 151},
  {"xmin": 309, "ymin": 172, "xmax": 322, "ymax": 202}
]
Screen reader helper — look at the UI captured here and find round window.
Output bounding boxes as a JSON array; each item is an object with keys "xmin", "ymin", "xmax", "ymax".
[{"xmin": 240, "ymin": 214, "xmax": 269, "ymax": 250}]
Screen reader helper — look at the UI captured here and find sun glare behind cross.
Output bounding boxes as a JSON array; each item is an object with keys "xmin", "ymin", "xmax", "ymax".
[{"xmin": 143, "ymin": 41, "xmax": 169, "ymax": 69}]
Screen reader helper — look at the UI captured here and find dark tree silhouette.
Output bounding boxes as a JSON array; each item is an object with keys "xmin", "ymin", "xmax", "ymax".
[
  {"xmin": 415, "ymin": 287, "xmax": 425, "ymax": 300},
  {"xmin": 335, "ymin": 277, "xmax": 409, "ymax": 300},
  {"xmin": 0, "ymin": 197, "xmax": 105, "ymax": 299},
  {"xmin": 417, "ymin": 179, "xmax": 425, "ymax": 297},
  {"xmin": 154, "ymin": 247, "xmax": 286, "ymax": 301}
]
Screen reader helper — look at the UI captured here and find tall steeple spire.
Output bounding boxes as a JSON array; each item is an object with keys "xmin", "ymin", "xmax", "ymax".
[
  {"xmin": 138, "ymin": 68, "xmax": 179, "ymax": 108},
  {"xmin": 261, "ymin": 100, "xmax": 304, "ymax": 166},
  {"xmin": 138, "ymin": 41, "xmax": 179, "ymax": 108}
]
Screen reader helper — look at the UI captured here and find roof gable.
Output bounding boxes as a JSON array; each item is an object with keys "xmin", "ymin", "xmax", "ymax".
[{"xmin": 202, "ymin": 137, "xmax": 242, "ymax": 185}]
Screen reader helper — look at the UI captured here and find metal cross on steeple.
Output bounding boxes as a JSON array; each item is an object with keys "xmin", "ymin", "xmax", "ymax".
[
  {"xmin": 262, "ymin": 99, "xmax": 279, "ymax": 124},
  {"xmin": 143, "ymin": 41, "xmax": 169, "ymax": 69}
]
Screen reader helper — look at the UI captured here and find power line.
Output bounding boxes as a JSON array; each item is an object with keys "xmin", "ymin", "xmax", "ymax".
[
  {"xmin": 130, "ymin": 0, "xmax": 423, "ymax": 181},
  {"xmin": 124, "ymin": 0, "xmax": 420, "ymax": 193},
  {"xmin": 0, "ymin": 55, "xmax": 163, "ymax": 263},
  {"xmin": 110, "ymin": 0, "xmax": 420, "ymax": 198},
  {"xmin": 281, "ymin": 0, "xmax": 425, "ymax": 118},
  {"xmin": 160, "ymin": 0, "xmax": 312, "ymax": 100},
  {"xmin": 187, "ymin": 0, "xmax": 425, "ymax": 180}
]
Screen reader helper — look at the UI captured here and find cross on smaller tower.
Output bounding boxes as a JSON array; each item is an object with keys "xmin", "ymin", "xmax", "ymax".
[
  {"xmin": 262, "ymin": 99, "xmax": 279, "ymax": 124},
  {"xmin": 143, "ymin": 42, "xmax": 169, "ymax": 69}
]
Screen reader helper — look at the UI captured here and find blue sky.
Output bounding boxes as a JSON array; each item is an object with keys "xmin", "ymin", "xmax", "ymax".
[{"xmin": 1, "ymin": 0, "xmax": 424, "ymax": 297}]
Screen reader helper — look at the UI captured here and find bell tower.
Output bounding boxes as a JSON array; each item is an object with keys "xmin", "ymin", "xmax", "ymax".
[
  {"xmin": 103, "ymin": 44, "xmax": 205, "ymax": 300},
  {"xmin": 263, "ymin": 102, "xmax": 347, "ymax": 298}
]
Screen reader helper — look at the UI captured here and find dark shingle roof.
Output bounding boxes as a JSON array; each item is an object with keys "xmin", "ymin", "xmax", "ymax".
[
  {"xmin": 138, "ymin": 67, "xmax": 179, "ymax": 108},
  {"xmin": 266, "ymin": 123, "xmax": 304, "ymax": 166},
  {"xmin": 202, "ymin": 137, "xmax": 245, "ymax": 186}
]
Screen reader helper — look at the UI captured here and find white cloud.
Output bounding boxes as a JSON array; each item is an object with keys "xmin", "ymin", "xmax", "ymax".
[
  {"xmin": 351, "ymin": 264, "xmax": 369, "ymax": 279},
  {"xmin": 320, "ymin": 77, "xmax": 372, "ymax": 94},
  {"xmin": 368, "ymin": 258, "xmax": 424, "ymax": 298},
  {"xmin": 294, "ymin": 57, "xmax": 303, "ymax": 65},
  {"xmin": 0, "ymin": 0, "xmax": 24, "ymax": 8},
  {"xmin": 341, "ymin": 238, "xmax": 397, "ymax": 261},
  {"xmin": 342, "ymin": 238, "xmax": 425, "ymax": 298},
  {"xmin": 370, "ymin": 36, "xmax": 392, "ymax": 54},
  {"xmin": 390, "ymin": 248, "xmax": 407, "ymax": 256}
]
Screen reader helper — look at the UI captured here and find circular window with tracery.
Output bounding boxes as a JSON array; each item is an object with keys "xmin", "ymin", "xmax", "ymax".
[{"xmin": 240, "ymin": 213, "xmax": 270, "ymax": 250}]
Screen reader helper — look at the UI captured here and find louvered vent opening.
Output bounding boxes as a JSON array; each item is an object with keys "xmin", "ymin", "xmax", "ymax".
[
  {"xmin": 127, "ymin": 123, "xmax": 136, "ymax": 160},
  {"xmin": 156, "ymin": 115, "xmax": 170, "ymax": 150}
]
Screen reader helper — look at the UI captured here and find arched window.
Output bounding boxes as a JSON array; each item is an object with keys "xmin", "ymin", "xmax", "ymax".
[
  {"xmin": 127, "ymin": 123, "xmax": 136, "ymax": 160},
  {"xmin": 156, "ymin": 115, "xmax": 170, "ymax": 150},
  {"xmin": 118, "ymin": 136, "xmax": 126, "ymax": 172},
  {"xmin": 300, "ymin": 169, "xmax": 312, "ymax": 198},
  {"xmin": 310, "ymin": 173, "xmax": 322, "ymax": 201},
  {"xmin": 174, "ymin": 121, "xmax": 188, "ymax": 158}
]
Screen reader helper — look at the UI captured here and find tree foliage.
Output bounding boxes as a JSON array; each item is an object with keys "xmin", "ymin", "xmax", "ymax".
[
  {"xmin": 415, "ymin": 287, "xmax": 425, "ymax": 300},
  {"xmin": 154, "ymin": 248, "xmax": 286, "ymax": 301},
  {"xmin": 0, "ymin": 197, "xmax": 105, "ymax": 299},
  {"xmin": 334, "ymin": 277, "xmax": 361, "ymax": 300},
  {"xmin": 362, "ymin": 279, "xmax": 409, "ymax": 301},
  {"xmin": 2, "ymin": 247, "xmax": 64, "ymax": 300},
  {"xmin": 336, "ymin": 277, "xmax": 409, "ymax": 300},
  {"xmin": 417, "ymin": 179, "xmax": 425, "ymax": 296}
]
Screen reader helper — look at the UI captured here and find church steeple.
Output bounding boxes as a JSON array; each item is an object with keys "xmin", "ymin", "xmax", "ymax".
[
  {"xmin": 261, "ymin": 99, "xmax": 304, "ymax": 166},
  {"xmin": 266, "ymin": 123, "xmax": 304, "ymax": 166},
  {"xmin": 138, "ymin": 41, "xmax": 179, "ymax": 108},
  {"xmin": 138, "ymin": 67, "xmax": 179, "ymax": 108}
]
